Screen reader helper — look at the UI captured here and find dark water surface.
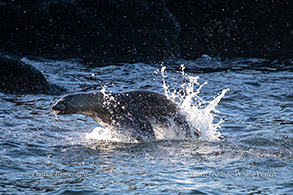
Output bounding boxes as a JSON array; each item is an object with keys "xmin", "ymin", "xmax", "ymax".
[{"xmin": 0, "ymin": 57, "xmax": 292, "ymax": 194}]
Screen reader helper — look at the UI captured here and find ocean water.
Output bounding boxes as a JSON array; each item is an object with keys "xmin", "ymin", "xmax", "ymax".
[{"xmin": 0, "ymin": 56, "xmax": 292, "ymax": 194}]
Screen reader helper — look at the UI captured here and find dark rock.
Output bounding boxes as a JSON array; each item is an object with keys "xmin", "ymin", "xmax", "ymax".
[
  {"xmin": 0, "ymin": 53, "xmax": 66, "ymax": 94},
  {"xmin": 0, "ymin": 0, "xmax": 180, "ymax": 63},
  {"xmin": 0, "ymin": 0, "xmax": 291, "ymax": 62},
  {"xmin": 166, "ymin": 0, "xmax": 292, "ymax": 59}
]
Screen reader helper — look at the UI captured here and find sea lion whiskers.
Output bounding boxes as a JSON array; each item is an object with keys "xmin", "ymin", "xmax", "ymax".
[{"xmin": 52, "ymin": 110, "xmax": 59, "ymax": 120}]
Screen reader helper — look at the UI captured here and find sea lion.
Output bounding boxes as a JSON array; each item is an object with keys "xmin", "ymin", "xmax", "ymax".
[{"xmin": 52, "ymin": 90, "xmax": 200, "ymax": 141}]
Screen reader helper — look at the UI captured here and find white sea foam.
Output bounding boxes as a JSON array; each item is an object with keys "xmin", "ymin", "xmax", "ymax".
[{"xmin": 85, "ymin": 126, "xmax": 138, "ymax": 143}]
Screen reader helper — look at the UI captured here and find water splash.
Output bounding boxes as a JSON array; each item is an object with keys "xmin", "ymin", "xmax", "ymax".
[
  {"xmin": 86, "ymin": 65, "xmax": 229, "ymax": 142},
  {"xmin": 85, "ymin": 126, "xmax": 139, "ymax": 143},
  {"xmin": 160, "ymin": 65, "xmax": 229, "ymax": 141}
]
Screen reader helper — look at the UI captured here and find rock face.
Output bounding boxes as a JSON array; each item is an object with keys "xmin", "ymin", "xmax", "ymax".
[
  {"xmin": 0, "ymin": 0, "xmax": 180, "ymax": 63},
  {"xmin": 166, "ymin": 0, "xmax": 292, "ymax": 59},
  {"xmin": 0, "ymin": 0, "xmax": 291, "ymax": 62},
  {"xmin": 0, "ymin": 53, "xmax": 65, "ymax": 94}
]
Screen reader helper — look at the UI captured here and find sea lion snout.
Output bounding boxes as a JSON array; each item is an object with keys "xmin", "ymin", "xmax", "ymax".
[{"xmin": 52, "ymin": 99, "xmax": 67, "ymax": 114}]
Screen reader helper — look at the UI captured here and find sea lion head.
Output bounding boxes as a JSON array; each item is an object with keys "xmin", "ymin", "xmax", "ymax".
[
  {"xmin": 52, "ymin": 92, "xmax": 103, "ymax": 116},
  {"xmin": 52, "ymin": 94, "xmax": 82, "ymax": 115}
]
